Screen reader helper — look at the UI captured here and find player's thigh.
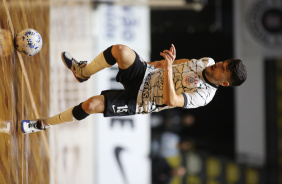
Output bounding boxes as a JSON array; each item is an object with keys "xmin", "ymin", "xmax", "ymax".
[
  {"xmin": 112, "ymin": 44, "xmax": 136, "ymax": 70},
  {"xmin": 82, "ymin": 95, "xmax": 105, "ymax": 114}
]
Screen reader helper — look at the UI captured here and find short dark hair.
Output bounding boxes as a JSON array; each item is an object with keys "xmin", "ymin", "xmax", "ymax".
[{"xmin": 226, "ymin": 59, "xmax": 247, "ymax": 86}]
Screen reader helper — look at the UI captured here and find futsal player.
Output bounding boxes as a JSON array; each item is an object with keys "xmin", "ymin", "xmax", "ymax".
[{"xmin": 21, "ymin": 44, "xmax": 247, "ymax": 133}]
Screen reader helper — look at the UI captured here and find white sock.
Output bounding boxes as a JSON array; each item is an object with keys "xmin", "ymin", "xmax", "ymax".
[
  {"xmin": 82, "ymin": 52, "xmax": 112, "ymax": 77},
  {"xmin": 44, "ymin": 107, "xmax": 76, "ymax": 126}
]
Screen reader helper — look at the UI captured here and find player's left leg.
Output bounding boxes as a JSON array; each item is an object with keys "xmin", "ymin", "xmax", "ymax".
[
  {"xmin": 111, "ymin": 44, "xmax": 136, "ymax": 70},
  {"xmin": 82, "ymin": 44, "xmax": 136, "ymax": 76},
  {"xmin": 61, "ymin": 44, "xmax": 136, "ymax": 82},
  {"xmin": 21, "ymin": 95, "xmax": 105, "ymax": 134}
]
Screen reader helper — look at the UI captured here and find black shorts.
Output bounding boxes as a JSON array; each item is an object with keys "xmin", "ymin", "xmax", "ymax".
[{"xmin": 101, "ymin": 52, "xmax": 147, "ymax": 117}]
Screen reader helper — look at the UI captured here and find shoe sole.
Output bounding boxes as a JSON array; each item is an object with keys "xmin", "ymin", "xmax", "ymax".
[
  {"xmin": 61, "ymin": 52, "xmax": 71, "ymax": 69},
  {"xmin": 61, "ymin": 52, "xmax": 86, "ymax": 83}
]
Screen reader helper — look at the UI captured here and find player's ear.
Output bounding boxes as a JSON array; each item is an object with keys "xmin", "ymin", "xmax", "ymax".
[{"xmin": 220, "ymin": 81, "xmax": 229, "ymax": 87}]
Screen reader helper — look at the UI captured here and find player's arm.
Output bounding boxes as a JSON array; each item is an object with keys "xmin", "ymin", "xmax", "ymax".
[
  {"xmin": 182, "ymin": 89, "xmax": 214, "ymax": 109},
  {"xmin": 173, "ymin": 59, "xmax": 189, "ymax": 65},
  {"xmin": 161, "ymin": 44, "xmax": 185, "ymax": 107},
  {"xmin": 147, "ymin": 59, "xmax": 189, "ymax": 68},
  {"xmin": 147, "ymin": 60, "xmax": 165, "ymax": 68}
]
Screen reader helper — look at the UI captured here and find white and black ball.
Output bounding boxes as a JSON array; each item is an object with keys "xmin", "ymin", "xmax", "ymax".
[{"xmin": 15, "ymin": 28, "xmax": 43, "ymax": 56}]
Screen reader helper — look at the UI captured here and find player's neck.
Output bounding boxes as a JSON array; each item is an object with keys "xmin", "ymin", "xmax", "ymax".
[{"xmin": 203, "ymin": 69, "xmax": 219, "ymax": 88}]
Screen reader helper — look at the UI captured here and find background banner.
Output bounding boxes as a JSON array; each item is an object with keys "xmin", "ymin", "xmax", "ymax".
[{"xmin": 91, "ymin": 4, "xmax": 151, "ymax": 184}]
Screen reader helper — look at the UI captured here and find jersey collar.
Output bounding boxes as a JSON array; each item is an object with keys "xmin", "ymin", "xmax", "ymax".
[{"xmin": 202, "ymin": 69, "xmax": 218, "ymax": 89}]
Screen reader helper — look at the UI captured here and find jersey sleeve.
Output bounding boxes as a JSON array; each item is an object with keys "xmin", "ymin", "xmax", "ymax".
[
  {"xmin": 181, "ymin": 88, "xmax": 215, "ymax": 109},
  {"xmin": 200, "ymin": 57, "xmax": 215, "ymax": 67}
]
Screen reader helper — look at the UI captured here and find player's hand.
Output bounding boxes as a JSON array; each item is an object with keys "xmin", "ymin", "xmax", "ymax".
[{"xmin": 160, "ymin": 44, "xmax": 176, "ymax": 68}]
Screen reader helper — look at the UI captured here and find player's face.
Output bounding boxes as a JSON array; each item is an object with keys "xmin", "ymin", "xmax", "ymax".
[{"xmin": 205, "ymin": 61, "xmax": 232, "ymax": 86}]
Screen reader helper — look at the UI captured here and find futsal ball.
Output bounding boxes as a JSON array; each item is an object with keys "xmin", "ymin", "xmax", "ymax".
[{"xmin": 15, "ymin": 28, "xmax": 43, "ymax": 56}]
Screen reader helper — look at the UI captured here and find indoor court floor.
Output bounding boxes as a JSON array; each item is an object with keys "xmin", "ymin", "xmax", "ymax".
[{"xmin": 0, "ymin": 0, "xmax": 51, "ymax": 183}]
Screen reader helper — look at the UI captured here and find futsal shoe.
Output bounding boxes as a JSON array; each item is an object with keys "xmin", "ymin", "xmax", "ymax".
[
  {"xmin": 61, "ymin": 52, "xmax": 89, "ymax": 83},
  {"xmin": 21, "ymin": 120, "xmax": 47, "ymax": 134}
]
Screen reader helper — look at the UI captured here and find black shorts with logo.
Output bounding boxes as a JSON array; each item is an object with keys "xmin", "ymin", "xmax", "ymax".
[{"xmin": 101, "ymin": 52, "xmax": 147, "ymax": 117}]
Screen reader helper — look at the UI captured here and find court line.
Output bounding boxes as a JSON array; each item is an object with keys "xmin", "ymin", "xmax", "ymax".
[{"xmin": 2, "ymin": 0, "xmax": 58, "ymax": 183}]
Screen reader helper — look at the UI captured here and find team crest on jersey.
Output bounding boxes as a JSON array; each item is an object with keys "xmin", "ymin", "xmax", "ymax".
[{"xmin": 185, "ymin": 74, "xmax": 199, "ymax": 85}]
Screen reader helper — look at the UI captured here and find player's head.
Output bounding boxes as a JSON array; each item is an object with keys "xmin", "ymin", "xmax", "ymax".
[
  {"xmin": 205, "ymin": 59, "xmax": 247, "ymax": 87},
  {"xmin": 226, "ymin": 58, "xmax": 247, "ymax": 86}
]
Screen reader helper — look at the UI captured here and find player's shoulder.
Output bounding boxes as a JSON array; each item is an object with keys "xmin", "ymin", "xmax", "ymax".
[
  {"xmin": 198, "ymin": 57, "xmax": 215, "ymax": 66},
  {"xmin": 199, "ymin": 57, "xmax": 215, "ymax": 63}
]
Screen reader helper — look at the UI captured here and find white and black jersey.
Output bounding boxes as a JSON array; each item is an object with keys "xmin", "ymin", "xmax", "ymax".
[{"xmin": 136, "ymin": 58, "xmax": 218, "ymax": 114}]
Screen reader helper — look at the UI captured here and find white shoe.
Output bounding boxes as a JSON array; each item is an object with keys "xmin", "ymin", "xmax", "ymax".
[
  {"xmin": 21, "ymin": 120, "xmax": 47, "ymax": 134},
  {"xmin": 61, "ymin": 52, "xmax": 89, "ymax": 83}
]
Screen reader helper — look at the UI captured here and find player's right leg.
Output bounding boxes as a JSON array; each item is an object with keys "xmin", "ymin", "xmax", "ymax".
[
  {"xmin": 61, "ymin": 44, "xmax": 136, "ymax": 82},
  {"xmin": 21, "ymin": 95, "xmax": 105, "ymax": 134}
]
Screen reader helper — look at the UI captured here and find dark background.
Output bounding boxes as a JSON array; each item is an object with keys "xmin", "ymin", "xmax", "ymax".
[{"xmin": 150, "ymin": 0, "xmax": 235, "ymax": 158}]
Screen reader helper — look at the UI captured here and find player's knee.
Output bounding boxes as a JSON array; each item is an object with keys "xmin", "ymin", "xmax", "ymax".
[
  {"xmin": 82, "ymin": 96, "xmax": 104, "ymax": 114},
  {"xmin": 112, "ymin": 44, "xmax": 131, "ymax": 61},
  {"xmin": 83, "ymin": 99, "xmax": 96, "ymax": 114}
]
